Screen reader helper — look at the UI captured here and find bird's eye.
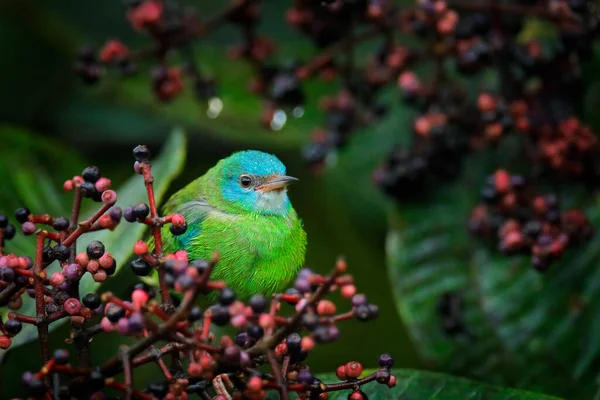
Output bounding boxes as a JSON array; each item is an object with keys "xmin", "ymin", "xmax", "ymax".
[{"xmin": 239, "ymin": 175, "xmax": 253, "ymax": 188}]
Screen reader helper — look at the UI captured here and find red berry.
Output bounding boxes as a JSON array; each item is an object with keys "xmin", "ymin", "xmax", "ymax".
[
  {"xmin": 301, "ymin": 336, "xmax": 315, "ymax": 351},
  {"xmin": 494, "ymin": 170, "xmax": 511, "ymax": 193},
  {"xmin": 131, "ymin": 289, "xmax": 149, "ymax": 308},
  {"xmin": 387, "ymin": 375, "xmax": 397, "ymax": 388},
  {"xmin": 64, "ymin": 298, "xmax": 82, "ymax": 315},
  {"xmin": 336, "ymin": 365, "xmax": 347, "ymax": 380},
  {"xmin": 317, "ymin": 300, "xmax": 336, "ymax": 316},
  {"xmin": 247, "ymin": 376, "xmax": 262, "ymax": 392},
  {"xmin": 0, "ymin": 336, "xmax": 11, "ymax": 349},
  {"xmin": 187, "ymin": 363, "xmax": 203, "ymax": 377},
  {"xmin": 134, "ymin": 240, "xmax": 148, "ymax": 256},
  {"xmin": 127, "ymin": 1, "xmax": 163, "ymax": 31},
  {"xmin": 345, "ymin": 361, "xmax": 363, "ymax": 379},
  {"xmin": 171, "ymin": 214, "xmax": 186, "ymax": 227},
  {"xmin": 99, "ymin": 40, "xmax": 128, "ymax": 64},
  {"xmin": 349, "ymin": 391, "xmax": 364, "ymax": 400}
]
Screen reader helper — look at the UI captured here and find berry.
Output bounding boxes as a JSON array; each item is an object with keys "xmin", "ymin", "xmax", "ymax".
[
  {"xmin": 249, "ymin": 295, "xmax": 267, "ymax": 313},
  {"xmin": 130, "ymin": 258, "xmax": 152, "ymax": 276},
  {"xmin": 64, "ymin": 263, "xmax": 82, "ymax": 281},
  {"xmin": 297, "ymin": 370, "xmax": 314, "ymax": 385},
  {"xmin": 54, "ymin": 349, "xmax": 70, "ymax": 365},
  {"xmin": 106, "ymin": 304, "xmax": 126, "ymax": 323},
  {"xmin": 0, "ymin": 267, "xmax": 15, "ymax": 282},
  {"xmin": 378, "ymin": 353, "xmax": 394, "ymax": 368},
  {"xmin": 53, "ymin": 217, "xmax": 70, "ymax": 231},
  {"xmin": 375, "ymin": 369, "xmax": 391, "ymax": 384},
  {"xmin": 80, "ymin": 181, "xmax": 98, "ymax": 198},
  {"xmin": 86, "ymin": 240, "xmax": 105, "ymax": 259},
  {"xmin": 191, "ymin": 259, "xmax": 209, "ymax": 274},
  {"xmin": 5, "ymin": 319, "xmax": 22, "ymax": 335},
  {"xmin": 286, "ymin": 333, "xmax": 302, "ymax": 354},
  {"xmin": 14, "ymin": 207, "xmax": 30, "ymax": 224},
  {"xmin": 133, "ymin": 145, "xmax": 150, "ymax": 162},
  {"xmin": 169, "ymin": 222, "xmax": 188, "ymax": 236},
  {"xmin": 219, "ymin": 288, "xmax": 236, "ymax": 306},
  {"xmin": 123, "ymin": 207, "xmax": 136, "ymax": 222},
  {"xmin": 21, "ymin": 222, "xmax": 36, "ymax": 235},
  {"xmin": 26, "ymin": 377, "xmax": 46, "ymax": 396},
  {"xmin": 302, "ymin": 313, "xmax": 319, "ymax": 330},
  {"xmin": 131, "ymin": 203, "xmax": 150, "ymax": 219},
  {"xmin": 45, "ymin": 302, "xmax": 61, "ymax": 315},
  {"xmin": 211, "ymin": 305, "xmax": 231, "ymax": 326},
  {"xmin": 3, "ymin": 224, "xmax": 16, "ymax": 240},
  {"xmin": 247, "ymin": 324, "xmax": 264, "ymax": 339},
  {"xmin": 52, "ymin": 244, "xmax": 71, "ymax": 261},
  {"xmin": 0, "ymin": 336, "xmax": 11, "ymax": 349},
  {"xmin": 345, "ymin": 361, "xmax": 363, "ymax": 378},
  {"xmin": 0, "ymin": 214, "xmax": 7, "ymax": 228},
  {"xmin": 88, "ymin": 369, "xmax": 105, "ymax": 391},
  {"xmin": 82, "ymin": 166, "xmax": 101, "ymax": 183},
  {"xmin": 64, "ymin": 298, "xmax": 83, "ymax": 315},
  {"xmin": 147, "ymin": 381, "xmax": 168, "ymax": 398}
]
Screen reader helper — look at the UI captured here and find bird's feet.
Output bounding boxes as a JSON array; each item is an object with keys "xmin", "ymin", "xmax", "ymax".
[{"xmin": 212, "ymin": 373, "xmax": 235, "ymax": 400}]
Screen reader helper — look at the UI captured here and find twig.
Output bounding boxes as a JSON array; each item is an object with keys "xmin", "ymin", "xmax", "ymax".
[{"xmin": 267, "ymin": 350, "xmax": 289, "ymax": 400}]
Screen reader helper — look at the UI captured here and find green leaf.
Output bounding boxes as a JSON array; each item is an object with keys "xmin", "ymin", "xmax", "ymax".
[
  {"xmin": 386, "ymin": 148, "xmax": 600, "ymax": 398},
  {"xmin": 0, "ymin": 127, "xmax": 186, "ymax": 356},
  {"xmin": 266, "ymin": 369, "xmax": 562, "ymax": 399}
]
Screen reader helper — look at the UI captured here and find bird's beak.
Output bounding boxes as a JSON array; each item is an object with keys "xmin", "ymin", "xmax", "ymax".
[{"xmin": 257, "ymin": 175, "xmax": 298, "ymax": 192}]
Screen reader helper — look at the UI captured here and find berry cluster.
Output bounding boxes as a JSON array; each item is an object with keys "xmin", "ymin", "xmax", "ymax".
[
  {"xmin": 0, "ymin": 144, "xmax": 395, "ymax": 399},
  {"xmin": 468, "ymin": 169, "xmax": 593, "ymax": 271}
]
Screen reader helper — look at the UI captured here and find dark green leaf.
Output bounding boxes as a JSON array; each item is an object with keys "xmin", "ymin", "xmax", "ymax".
[
  {"xmin": 266, "ymin": 369, "xmax": 562, "ymax": 399},
  {"xmin": 386, "ymin": 148, "xmax": 600, "ymax": 398}
]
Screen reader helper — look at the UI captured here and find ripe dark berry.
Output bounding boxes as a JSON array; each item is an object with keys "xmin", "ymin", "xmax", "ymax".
[
  {"xmin": 368, "ymin": 304, "xmax": 380, "ymax": 319},
  {"xmin": 218, "ymin": 288, "xmax": 236, "ymax": 306},
  {"xmin": 106, "ymin": 304, "xmax": 126, "ymax": 323},
  {"xmin": 130, "ymin": 258, "xmax": 153, "ymax": 276},
  {"xmin": 86, "ymin": 240, "xmax": 105, "ymax": 259},
  {"xmin": 192, "ymin": 259, "xmax": 209, "ymax": 274},
  {"xmin": 378, "ymin": 353, "xmax": 394, "ymax": 368},
  {"xmin": 375, "ymin": 369, "xmax": 391, "ymax": 383},
  {"xmin": 0, "ymin": 214, "xmax": 7, "ymax": 228},
  {"xmin": 43, "ymin": 244, "xmax": 53, "ymax": 262},
  {"xmin": 210, "ymin": 305, "xmax": 230, "ymax": 326},
  {"xmin": 249, "ymin": 295, "xmax": 267, "ymax": 313},
  {"xmin": 5, "ymin": 319, "xmax": 22, "ymax": 335},
  {"xmin": 53, "ymin": 217, "xmax": 70, "ymax": 231},
  {"xmin": 4, "ymin": 224, "xmax": 16, "ymax": 240},
  {"xmin": 188, "ymin": 306, "xmax": 203, "ymax": 322},
  {"xmin": 80, "ymin": 181, "xmax": 98, "ymax": 198},
  {"xmin": 133, "ymin": 145, "xmax": 151, "ymax": 162},
  {"xmin": 88, "ymin": 369, "xmax": 105, "ymax": 391},
  {"xmin": 289, "ymin": 348, "xmax": 308, "ymax": 363},
  {"xmin": 236, "ymin": 331, "xmax": 250, "ymax": 347},
  {"xmin": 286, "ymin": 333, "xmax": 302, "ymax": 354},
  {"xmin": 169, "ymin": 222, "xmax": 188, "ymax": 236},
  {"xmin": 82, "ymin": 166, "xmax": 101, "ymax": 183},
  {"xmin": 247, "ymin": 324, "xmax": 264, "ymax": 339},
  {"xmin": 54, "ymin": 349, "xmax": 70, "ymax": 365},
  {"xmin": 123, "ymin": 207, "xmax": 136, "ymax": 222},
  {"xmin": 45, "ymin": 302, "xmax": 61, "ymax": 315},
  {"xmin": 355, "ymin": 304, "xmax": 372, "ymax": 321},
  {"xmin": 297, "ymin": 370, "xmax": 314, "ymax": 385},
  {"xmin": 0, "ymin": 267, "xmax": 15, "ymax": 282},
  {"xmin": 52, "ymin": 244, "xmax": 71, "ymax": 261},
  {"xmin": 131, "ymin": 203, "xmax": 150, "ymax": 219},
  {"xmin": 14, "ymin": 208, "xmax": 30, "ymax": 224},
  {"xmin": 302, "ymin": 313, "xmax": 319, "ymax": 330},
  {"xmin": 147, "ymin": 381, "xmax": 168, "ymax": 398}
]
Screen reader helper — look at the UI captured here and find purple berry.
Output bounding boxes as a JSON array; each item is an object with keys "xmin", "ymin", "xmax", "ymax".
[
  {"xmin": 54, "ymin": 349, "xmax": 70, "ymax": 365},
  {"xmin": 295, "ymin": 278, "xmax": 311, "ymax": 293},
  {"xmin": 21, "ymin": 222, "xmax": 36, "ymax": 236},
  {"xmin": 378, "ymin": 353, "xmax": 394, "ymax": 368},
  {"xmin": 86, "ymin": 240, "xmax": 105, "ymax": 259},
  {"xmin": 117, "ymin": 317, "xmax": 130, "ymax": 334},
  {"xmin": 108, "ymin": 206, "xmax": 122, "ymax": 222},
  {"xmin": 123, "ymin": 207, "xmax": 136, "ymax": 223},
  {"xmin": 352, "ymin": 294, "xmax": 368, "ymax": 307},
  {"xmin": 63, "ymin": 264, "xmax": 82, "ymax": 282},
  {"xmin": 297, "ymin": 370, "xmax": 314, "ymax": 385},
  {"xmin": 5, "ymin": 319, "xmax": 22, "ymax": 335},
  {"xmin": 0, "ymin": 267, "xmax": 15, "ymax": 282}
]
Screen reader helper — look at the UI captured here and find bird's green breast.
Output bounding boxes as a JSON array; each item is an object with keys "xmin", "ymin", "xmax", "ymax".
[{"xmin": 163, "ymin": 206, "xmax": 306, "ymax": 300}]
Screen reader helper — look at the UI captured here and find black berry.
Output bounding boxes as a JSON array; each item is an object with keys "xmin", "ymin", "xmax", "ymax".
[
  {"xmin": 0, "ymin": 214, "xmax": 7, "ymax": 229},
  {"xmin": 210, "ymin": 305, "xmax": 230, "ymax": 326},
  {"xmin": 130, "ymin": 258, "xmax": 152, "ymax": 276},
  {"xmin": 133, "ymin": 145, "xmax": 151, "ymax": 162},
  {"xmin": 169, "ymin": 223, "xmax": 188, "ymax": 236},
  {"xmin": 188, "ymin": 306, "xmax": 203, "ymax": 322},
  {"xmin": 86, "ymin": 240, "xmax": 105, "ymax": 259},
  {"xmin": 106, "ymin": 304, "xmax": 126, "ymax": 323},
  {"xmin": 131, "ymin": 203, "xmax": 150, "ymax": 219},
  {"xmin": 53, "ymin": 217, "xmax": 70, "ymax": 231},
  {"xmin": 249, "ymin": 295, "xmax": 266, "ymax": 313},
  {"xmin": 14, "ymin": 208, "xmax": 30, "ymax": 224},
  {"xmin": 247, "ymin": 324, "xmax": 264, "ymax": 339},
  {"xmin": 4, "ymin": 224, "xmax": 16, "ymax": 240},
  {"xmin": 54, "ymin": 349, "xmax": 70, "ymax": 365},
  {"xmin": 5, "ymin": 319, "xmax": 22, "ymax": 335},
  {"xmin": 82, "ymin": 166, "xmax": 101, "ymax": 183},
  {"xmin": 82, "ymin": 293, "xmax": 101, "ymax": 310},
  {"xmin": 218, "ymin": 288, "xmax": 236, "ymax": 306},
  {"xmin": 80, "ymin": 181, "xmax": 98, "ymax": 198}
]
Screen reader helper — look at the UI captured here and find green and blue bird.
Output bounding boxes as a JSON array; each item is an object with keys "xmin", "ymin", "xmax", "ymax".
[{"xmin": 160, "ymin": 150, "xmax": 307, "ymax": 300}]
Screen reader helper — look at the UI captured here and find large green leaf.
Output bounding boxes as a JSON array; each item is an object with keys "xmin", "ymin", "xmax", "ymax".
[
  {"xmin": 0, "ymin": 127, "xmax": 186, "ymax": 355},
  {"xmin": 386, "ymin": 149, "xmax": 600, "ymax": 398},
  {"xmin": 266, "ymin": 369, "xmax": 562, "ymax": 399}
]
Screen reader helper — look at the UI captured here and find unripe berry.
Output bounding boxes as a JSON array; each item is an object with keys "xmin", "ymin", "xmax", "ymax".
[
  {"xmin": 345, "ymin": 361, "xmax": 363, "ymax": 379},
  {"xmin": 317, "ymin": 300, "xmax": 336, "ymax": 315},
  {"xmin": 336, "ymin": 365, "xmax": 347, "ymax": 380}
]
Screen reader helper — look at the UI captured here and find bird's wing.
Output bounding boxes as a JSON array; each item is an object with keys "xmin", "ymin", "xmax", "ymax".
[{"xmin": 165, "ymin": 199, "xmax": 214, "ymax": 253}]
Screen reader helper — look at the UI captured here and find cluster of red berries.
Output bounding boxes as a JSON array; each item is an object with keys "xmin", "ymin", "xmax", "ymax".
[
  {"xmin": 0, "ymin": 143, "xmax": 395, "ymax": 399},
  {"xmin": 468, "ymin": 169, "xmax": 594, "ymax": 271}
]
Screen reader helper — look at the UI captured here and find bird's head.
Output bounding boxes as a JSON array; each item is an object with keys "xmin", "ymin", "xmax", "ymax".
[{"xmin": 216, "ymin": 150, "xmax": 298, "ymax": 216}]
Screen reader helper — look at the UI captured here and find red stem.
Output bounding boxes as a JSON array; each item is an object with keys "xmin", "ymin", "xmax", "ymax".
[{"xmin": 33, "ymin": 233, "xmax": 50, "ymax": 364}]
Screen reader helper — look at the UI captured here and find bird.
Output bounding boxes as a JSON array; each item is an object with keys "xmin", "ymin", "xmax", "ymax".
[{"xmin": 159, "ymin": 150, "xmax": 307, "ymax": 300}]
